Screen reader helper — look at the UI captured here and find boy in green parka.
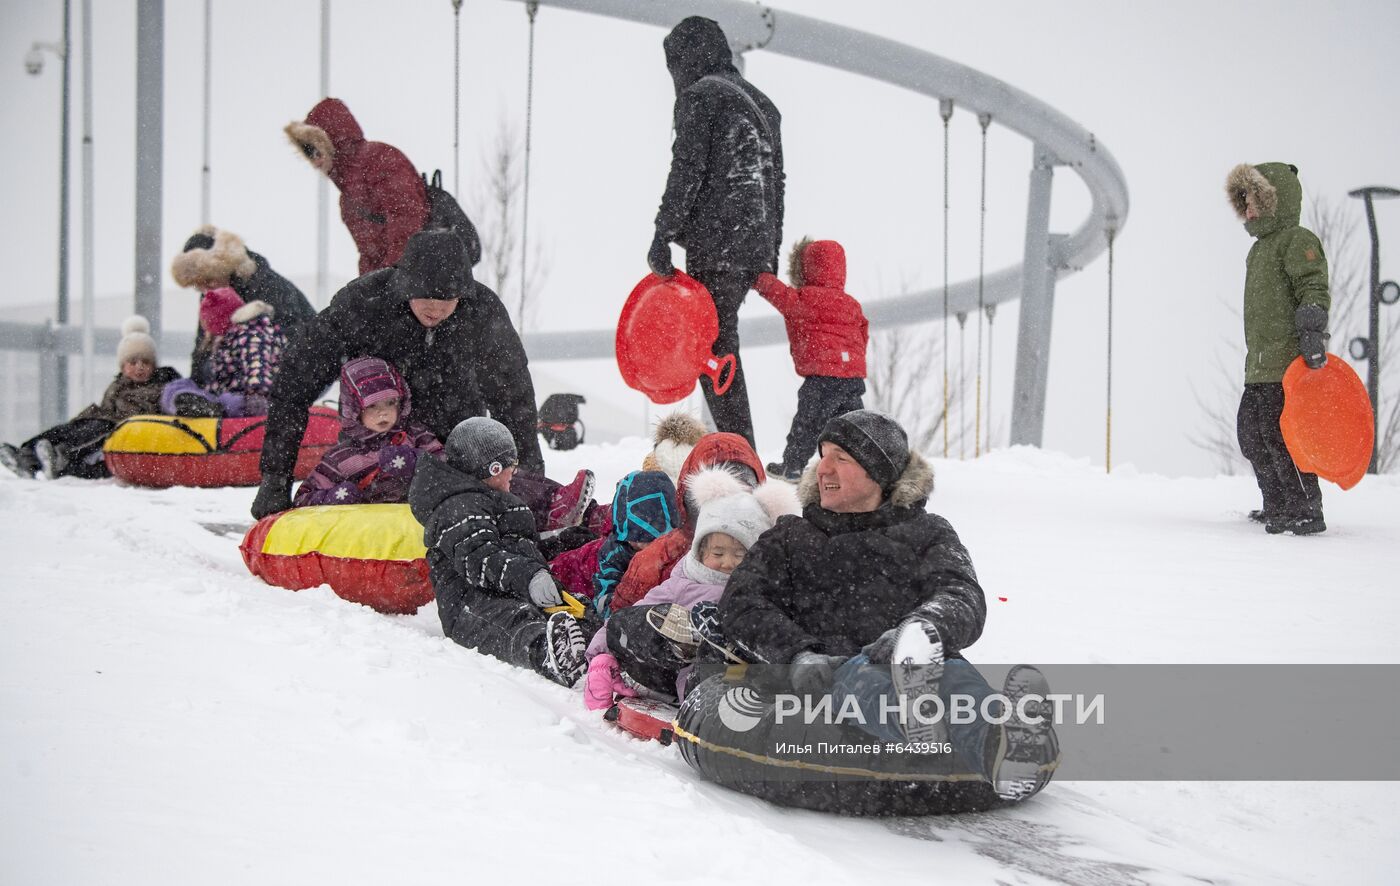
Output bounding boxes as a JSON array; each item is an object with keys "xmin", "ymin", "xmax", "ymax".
[{"xmin": 1226, "ymin": 162, "xmax": 1330, "ymax": 535}]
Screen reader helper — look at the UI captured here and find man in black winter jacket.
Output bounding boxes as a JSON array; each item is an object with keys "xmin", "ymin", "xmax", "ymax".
[
  {"xmin": 711, "ymin": 410, "xmax": 1057, "ymax": 802},
  {"xmin": 719, "ymin": 410, "xmax": 984, "ymax": 672},
  {"xmin": 648, "ymin": 16, "xmax": 785, "ymax": 448},
  {"xmin": 250, "ymin": 229, "xmax": 543, "ymax": 519}
]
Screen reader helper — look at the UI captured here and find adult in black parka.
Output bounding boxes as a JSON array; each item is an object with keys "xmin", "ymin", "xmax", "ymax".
[
  {"xmin": 717, "ymin": 410, "xmax": 984, "ymax": 668},
  {"xmin": 250, "ymin": 229, "xmax": 544, "ymax": 519},
  {"xmin": 674, "ymin": 412, "xmax": 1061, "ymax": 816},
  {"xmin": 170, "ymin": 225, "xmax": 317, "ymax": 387},
  {"xmin": 648, "ymin": 16, "xmax": 785, "ymax": 448}
]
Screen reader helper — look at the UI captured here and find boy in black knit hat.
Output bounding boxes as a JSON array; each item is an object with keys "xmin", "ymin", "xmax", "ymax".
[{"xmin": 408, "ymin": 416, "xmax": 588, "ymax": 687}]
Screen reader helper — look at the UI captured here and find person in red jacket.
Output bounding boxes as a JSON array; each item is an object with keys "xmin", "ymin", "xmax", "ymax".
[
  {"xmin": 286, "ymin": 98, "xmax": 429, "ymax": 275},
  {"xmin": 753, "ymin": 238, "xmax": 869, "ymax": 481}
]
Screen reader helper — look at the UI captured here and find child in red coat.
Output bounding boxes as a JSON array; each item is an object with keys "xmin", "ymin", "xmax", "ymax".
[{"xmin": 753, "ymin": 238, "xmax": 869, "ymax": 481}]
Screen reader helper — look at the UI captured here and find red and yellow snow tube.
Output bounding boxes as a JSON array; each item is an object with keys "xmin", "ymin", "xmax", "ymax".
[
  {"xmin": 240, "ymin": 502, "xmax": 434, "ymax": 615},
  {"xmin": 104, "ymin": 407, "xmax": 338, "ymax": 488}
]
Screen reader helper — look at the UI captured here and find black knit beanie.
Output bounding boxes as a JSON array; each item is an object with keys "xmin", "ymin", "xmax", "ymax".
[
  {"xmin": 818, "ymin": 410, "xmax": 910, "ymax": 491},
  {"xmin": 391, "ymin": 229, "xmax": 472, "ymax": 301}
]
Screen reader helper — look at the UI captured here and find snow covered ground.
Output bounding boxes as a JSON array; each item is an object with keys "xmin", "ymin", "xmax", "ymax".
[{"xmin": 3, "ymin": 439, "xmax": 1398, "ymax": 885}]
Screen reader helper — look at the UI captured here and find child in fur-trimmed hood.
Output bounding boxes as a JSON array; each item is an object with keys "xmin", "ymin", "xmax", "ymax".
[
  {"xmin": 1225, "ymin": 162, "xmax": 1331, "ymax": 535},
  {"xmin": 583, "ymin": 465, "xmax": 798, "ymax": 709}
]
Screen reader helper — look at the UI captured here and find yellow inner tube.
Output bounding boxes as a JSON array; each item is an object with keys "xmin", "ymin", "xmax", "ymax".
[{"xmin": 105, "ymin": 416, "xmax": 221, "ymax": 455}]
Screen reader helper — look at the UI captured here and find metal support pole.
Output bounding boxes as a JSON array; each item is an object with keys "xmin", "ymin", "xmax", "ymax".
[
  {"xmin": 316, "ymin": 0, "xmax": 330, "ymax": 307},
  {"xmin": 80, "ymin": 0, "xmax": 95, "ymax": 404},
  {"xmin": 1010, "ymin": 144, "xmax": 1058, "ymax": 447},
  {"xmin": 200, "ymin": 0, "xmax": 212, "ymax": 224},
  {"xmin": 38, "ymin": 320, "xmax": 62, "ymax": 430},
  {"xmin": 1349, "ymin": 186, "xmax": 1400, "ymax": 473},
  {"xmin": 54, "ymin": 0, "xmax": 72, "ymax": 423},
  {"xmin": 134, "ymin": 0, "xmax": 163, "ymax": 341}
]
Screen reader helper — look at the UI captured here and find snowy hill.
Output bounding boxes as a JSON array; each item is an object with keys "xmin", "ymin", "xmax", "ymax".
[{"xmin": 2, "ymin": 441, "xmax": 1397, "ymax": 885}]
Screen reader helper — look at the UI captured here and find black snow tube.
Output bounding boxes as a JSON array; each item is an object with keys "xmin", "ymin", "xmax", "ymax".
[{"xmin": 674, "ymin": 669, "xmax": 1004, "ymax": 816}]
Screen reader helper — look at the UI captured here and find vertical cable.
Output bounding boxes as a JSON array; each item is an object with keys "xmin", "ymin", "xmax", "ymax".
[
  {"xmin": 985, "ymin": 302, "xmax": 996, "ymax": 450},
  {"xmin": 520, "ymin": 1, "xmax": 539, "ymax": 330},
  {"xmin": 957, "ymin": 311, "xmax": 967, "ymax": 458},
  {"xmin": 201, "ymin": 0, "xmax": 212, "ymax": 224},
  {"xmin": 452, "ymin": 0, "xmax": 463, "ymax": 195},
  {"xmin": 975, "ymin": 112, "xmax": 991, "ymax": 457},
  {"xmin": 1106, "ymin": 222, "xmax": 1117, "ymax": 473},
  {"xmin": 939, "ymin": 99, "xmax": 953, "ymax": 458}
]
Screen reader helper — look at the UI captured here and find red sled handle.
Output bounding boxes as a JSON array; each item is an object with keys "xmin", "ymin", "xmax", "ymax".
[{"xmin": 703, "ymin": 353, "xmax": 737, "ymax": 397}]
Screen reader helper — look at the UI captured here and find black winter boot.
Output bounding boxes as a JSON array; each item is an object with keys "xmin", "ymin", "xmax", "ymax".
[
  {"xmin": 33, "ymin": 439, "xmax": 68, "ymax": 480},
  {"xmin": 992, "ymin": 664, "xmax": 1060, "ymax": 801},
  {"xmin": 0, "ymin": 443, "xmax": 39, "ymax": 478},
  {"xmin": 539, "ymin": 612, "xmax": 587, "ymax": 688}
]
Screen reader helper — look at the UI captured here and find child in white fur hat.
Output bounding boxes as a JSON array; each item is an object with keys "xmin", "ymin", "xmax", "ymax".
[
  {"xmin": 0, "ymin": 317, "xmax": 181, "ymax": 479},
  {"xmin": 583, "ymin": 465, "xmax": 799, "ymax": 708}
]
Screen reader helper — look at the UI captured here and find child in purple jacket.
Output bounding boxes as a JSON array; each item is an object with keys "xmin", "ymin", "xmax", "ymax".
[
  {"xmin": 583, "ymin": 465, "xmax": 798, "ymax": 709},
  {"xmin": 293, "ymin": 356, "xmax": 443, "ymax": 506}
]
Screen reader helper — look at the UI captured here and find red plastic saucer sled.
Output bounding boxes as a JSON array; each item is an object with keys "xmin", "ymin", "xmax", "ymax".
[
  {"xmin": 1280, "ymin": 354, "xmax": 1374, "ymax": 490},
  {"xmin": 616, "ymin": 271, "xmax": 736, "ymax": 404}
]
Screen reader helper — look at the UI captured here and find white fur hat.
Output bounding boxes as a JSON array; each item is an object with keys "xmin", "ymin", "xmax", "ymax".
[
  {"xmin": 643, "ymin": 411, "xmax": 707, "ymax": 484},
  {"xmin": 116, "ymin": 316, "xmax": 157, "ymax": 368},
  {"xmin": 687, "ymin": 466, "xmax": 800, "ymax": 556}
]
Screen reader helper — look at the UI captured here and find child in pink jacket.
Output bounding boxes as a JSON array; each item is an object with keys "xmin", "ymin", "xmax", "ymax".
[{"xmin": 583, "ymin": 466, "xmax": 798, "ymax": 709}]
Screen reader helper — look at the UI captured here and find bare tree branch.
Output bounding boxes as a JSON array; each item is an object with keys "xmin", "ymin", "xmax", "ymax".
[{"xmin": 468, "ymin": 119, "xmax": 549, "ymax": 332}]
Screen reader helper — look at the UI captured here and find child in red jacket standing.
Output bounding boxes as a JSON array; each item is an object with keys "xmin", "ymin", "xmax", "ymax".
[{"xmin": 753, "ymin": 238, "xmax": 869, "ymax": 481}]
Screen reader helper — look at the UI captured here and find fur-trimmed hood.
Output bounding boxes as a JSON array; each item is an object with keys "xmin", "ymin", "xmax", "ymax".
[
  {"xmin": 230, "ymin": 299, "xmax": 274, "ymax": 325},
  {"xmin": 286, "ymin": 98, "xmax": 365, "ymax": 178},
  {"xmin": 171, "ymin": 225, "xmax": 257, "ymax": 289},
  {"xmin": 1227, "ymin": 162, "xmax": 1301, "ymax": 238},
  {"xmin": 796, "ymin": 448, "xmax": 935, "ymax": 510},
  {"xmin": 786, "ymin": 237, "xmax": 845, "ymax": 290}
]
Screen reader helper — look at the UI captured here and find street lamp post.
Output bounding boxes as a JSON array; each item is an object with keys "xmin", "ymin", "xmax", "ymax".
[
  {"xmin": 25, "ymin": 0, "xmax": 72, "ymax": 427},
  {"xmin": 1347, "ymin": 185, "xmax": 1400, "ymax": 474}
]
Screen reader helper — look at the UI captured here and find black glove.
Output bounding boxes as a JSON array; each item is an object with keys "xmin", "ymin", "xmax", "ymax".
[
  {"xmin": 789, "ymin": 651, "xmax": 849, "ymax": 695},
  {"xmin": 1295, "ymin": 304, "xmax": 1329, "ymax": 370},
  {"xmin": 647, "ymin": 235, "xmax": 675, "ymax": 277},
  {"xmin": 251, "ymin": 474, "xmax": 293, "ymax": 519}
]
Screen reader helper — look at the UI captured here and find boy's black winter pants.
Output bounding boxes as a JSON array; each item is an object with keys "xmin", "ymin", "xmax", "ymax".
[
  {"xmin": 780, "ymin": 376, "xmax": 866, "ymax": 472},
  {"xmin": 1236, "ymin": 382, "xmax": 1322, "ymax": 518}
]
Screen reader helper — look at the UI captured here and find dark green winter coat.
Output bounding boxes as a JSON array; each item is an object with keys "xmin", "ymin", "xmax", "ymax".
[{"xmin": 1226, "ymin": 162, "xmax": 1330, "ymax": 383}]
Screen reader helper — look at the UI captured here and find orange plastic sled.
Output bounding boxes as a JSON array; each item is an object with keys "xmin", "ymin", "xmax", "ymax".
[
  {"xmin": 1280, "ymin": 354, "xmax": 1375, "ymax": 490},
  {"xmin": 616, "ymin": 271, "xmax": 735, "ymax": 404}
]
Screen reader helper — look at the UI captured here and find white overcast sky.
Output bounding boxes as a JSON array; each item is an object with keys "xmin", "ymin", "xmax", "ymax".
[{"xmin": 2, "ymin": 0, "xmax": 1398, "ymax": 476}]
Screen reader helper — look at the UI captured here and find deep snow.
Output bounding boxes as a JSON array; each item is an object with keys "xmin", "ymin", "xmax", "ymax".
[{"xmin": 3, "ymin": 439, "xmax": 1398, "ymax": 885}]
